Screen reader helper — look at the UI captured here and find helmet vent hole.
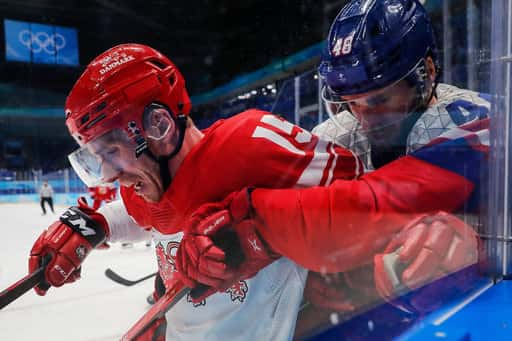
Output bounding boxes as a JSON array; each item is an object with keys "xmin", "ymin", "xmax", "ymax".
[
  {"xmin": 95, "ymin": 101, "xmax": 107, "ymax": 113},
  {"xmin": 148, "ymin": 59, "xmax": 167, "ymax": 70},
  {"xmin": 86, "ymin": 113, "xmax": 106, "ymax": 129},
  {"xmin": 169, "ymin": 74, "xmax": 176, "ymax": 85},
  {"xmin": 80, "ymin": 113, "xmax": 90, "ymax": 126}
]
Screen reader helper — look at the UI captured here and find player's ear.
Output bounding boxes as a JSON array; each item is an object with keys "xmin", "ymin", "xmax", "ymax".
[
  {"xmin": 143, "ymin": 104, "xmax": 178, "ymax": 155},
  {"xmin": 425, "ymin": 56, "xmax": 437, "ymax": 82}
]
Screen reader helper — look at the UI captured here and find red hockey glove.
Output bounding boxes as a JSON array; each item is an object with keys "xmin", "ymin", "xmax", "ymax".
[
  {"xmin": 176, "ymin": 189, "xmax": 279, "ymax": 302},
  {"xmin": 28, "ymin": 197, "xmax": 109, "ymax": 296},
  {"xmin": 374, "ymin": 212, "xmax": 479, "ymax": 311}
]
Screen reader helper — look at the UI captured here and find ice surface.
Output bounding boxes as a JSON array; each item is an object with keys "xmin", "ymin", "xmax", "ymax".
[{"xmin": 0, "ymin": 203, "xmax": 156, "ymax": 341}]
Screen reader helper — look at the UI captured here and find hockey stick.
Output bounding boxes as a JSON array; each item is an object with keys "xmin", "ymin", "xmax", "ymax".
[
  {"xmin": 105, "ymin": 268, "xmax": 157, "ymax": 286},
  {"xmin": 121, "ymin": 280, "xmax": 190, "ymax": 340},
  {"xmin": 0, "ymin": 267, "xmax": 45, "ymax": 310}
]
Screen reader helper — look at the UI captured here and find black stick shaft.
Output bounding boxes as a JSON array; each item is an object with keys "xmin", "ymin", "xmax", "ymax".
[
  {"xmin": 0, "ymin": 267, "xmax": 44, "ymax": 310},
  {"xmin": 105, "ymin": 268, "xmax": 157, "ymax": 286}
]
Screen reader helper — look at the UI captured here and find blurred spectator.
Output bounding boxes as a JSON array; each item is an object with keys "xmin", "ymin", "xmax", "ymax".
[{"xmin": 39, "ymin": 180, "xmax": 54, "ymax": 215}]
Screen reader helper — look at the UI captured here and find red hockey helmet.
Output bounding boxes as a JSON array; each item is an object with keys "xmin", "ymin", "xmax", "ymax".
[
  {"xmin": 65, "ymin": 43, "xmax": 191, "ymax": 146},
  {"xmin": 65, "ymin": 44, "xmax": 192, "ymax": 186}
]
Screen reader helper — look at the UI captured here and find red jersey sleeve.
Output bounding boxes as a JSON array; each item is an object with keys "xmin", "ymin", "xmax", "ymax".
[
  {"xmin": 250, "ymin": 156, "xmax": 473, "ymax": 273},
  {"xmin": 200, "ymin": 110, "xmax": 362, "ymax": 191}
]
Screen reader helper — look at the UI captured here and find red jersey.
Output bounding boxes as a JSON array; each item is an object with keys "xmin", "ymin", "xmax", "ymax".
[
  {"xmin": 121, "ymin": 109, "xmax": 361, "ymax": 233},
  {"xmin": 89, "ymin": 186, "xmax": 117, "ymax": 202}
]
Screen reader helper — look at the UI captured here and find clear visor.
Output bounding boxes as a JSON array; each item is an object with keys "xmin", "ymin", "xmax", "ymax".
[
  {"xmin": 68, "ymin": 104, "xmax": 174, "ymax": 187},
  {"xmin": 321, "ymin": 58, "xmax": 425, "ymax": 108},
  {"xmin": 321, "ymin": 59, "xmax": 426, "ymax": 137},
  {"xmin": 68, "ymin": 128, "xmax": 138, "ymax": 187},
  {"xmin": 321, "ymin": 82, "xmax": 408, "ymax": 113}
]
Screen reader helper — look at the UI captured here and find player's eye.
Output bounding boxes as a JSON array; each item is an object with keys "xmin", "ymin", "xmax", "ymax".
[
  {"xmin": 106, "ymin": 148, "xmax": 119, "ymax": 156},
  {"xmin": 365, "ymin": 94, "xmax": 389, "ymax": 107},
  {"xmin": 98, "ymin": 147, "xmax": 119, "ymax": 159}
]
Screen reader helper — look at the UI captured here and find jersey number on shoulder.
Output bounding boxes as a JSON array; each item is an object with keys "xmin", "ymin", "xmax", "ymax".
[
  {"xmin": 252, "ymin": 115, "xmax": 312, "ymax": 155},
  {"xmin": 446, "ymin": 99, "xmax": 489, "ymax": 126}
]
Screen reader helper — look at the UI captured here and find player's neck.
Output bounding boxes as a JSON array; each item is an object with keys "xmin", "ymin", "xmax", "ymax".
[
  {"xmin": 429, "ymin": 95, "xmax": 438, "ymax": 106},
  {"xmin": 168, "ymin": 126, "xmax": 204, "ymax": 176}
]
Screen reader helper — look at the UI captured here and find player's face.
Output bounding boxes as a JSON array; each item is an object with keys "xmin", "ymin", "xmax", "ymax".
[
  {"xmin": 86, "ymin": 130, "xmax": 165, "ymax": 203},
  {"xmin": 344, "ymin": 80, "xmax": 418, "ymax": 144}
]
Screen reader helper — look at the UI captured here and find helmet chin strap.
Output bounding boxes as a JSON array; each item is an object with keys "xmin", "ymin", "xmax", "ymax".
[
  {"xmin": 395, "ymin": 81, "xmax": 438, "ymax": 148},
  {"xmin": 141, "ymin": 113, "xmax": 187, "ymax": 191},
  {"xmin": 397, "ymin": 57, "xmax": 440, "ymax": 145},
  {"xmin": 158, "ymin": 114, "xmax": 187, "ymax": 190},
  {"xmin": 136, "ymin": 106, "xmax": 187, "ymax": 192}
]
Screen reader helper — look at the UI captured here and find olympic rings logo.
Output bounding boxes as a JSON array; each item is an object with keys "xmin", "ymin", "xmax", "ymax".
[{"xmin": 18, "ymin": 30, "xmax": 66, "ymax": 54}]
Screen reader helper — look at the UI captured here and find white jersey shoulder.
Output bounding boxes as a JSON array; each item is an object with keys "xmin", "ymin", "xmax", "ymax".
[
  {"xmin": 406, "ymin": 83, "xmax": 490, "ymax": 153},
  {"xmin": 312, "ymin": 83, "xmax": 490, "ymax": 168}
]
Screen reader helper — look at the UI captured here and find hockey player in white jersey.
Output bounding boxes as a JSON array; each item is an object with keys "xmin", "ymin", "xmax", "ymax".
[{"xmin": 302, "ymin": 0, "xmax": 490, "ymax": 324}]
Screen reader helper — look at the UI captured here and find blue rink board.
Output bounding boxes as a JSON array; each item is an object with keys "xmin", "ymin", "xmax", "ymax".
[
  {"xmin": 307, "ymin": 279, "xmax": 512, "ymax": 340},
  {"xmin": 398, "ymin": 279, "xmax": 512, "ymax": 340}
]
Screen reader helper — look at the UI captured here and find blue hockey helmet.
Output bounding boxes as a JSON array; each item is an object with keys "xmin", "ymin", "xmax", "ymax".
[{"xmin": 318, "ymin": 0, "xmax": 439, "ymax": 98}]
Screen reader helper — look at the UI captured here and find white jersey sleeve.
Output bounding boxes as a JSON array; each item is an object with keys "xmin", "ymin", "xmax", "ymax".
[
  {"xmin": 98, "ymin": 200, "xmax": 152, "ymax": 243},
  {"xmin": 312, "ymin": 109, "xmax": 373, "ymax": 170},
  {"xmin": 312, "ymin": 83, "xmax": 491, "ymax": 167}
]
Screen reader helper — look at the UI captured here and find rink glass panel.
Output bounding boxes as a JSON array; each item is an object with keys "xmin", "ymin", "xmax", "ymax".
[{"xmin": 269, "ymin": 0, "xmax": 506, "ymax": 339}]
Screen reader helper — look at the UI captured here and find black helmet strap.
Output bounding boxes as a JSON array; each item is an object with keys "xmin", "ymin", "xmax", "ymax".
[{"xmin": 140, "ymin": 103, "xmax": 188, "ymax": 191}]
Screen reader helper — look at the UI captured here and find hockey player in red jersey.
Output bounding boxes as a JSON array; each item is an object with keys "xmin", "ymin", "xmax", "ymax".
[
  {"xmin": 27, "ymin": 40, "xmax": 483, "ymax": 340},
  {"xmin": 174, "ymin": 0, "xmax": 488, "ymax": 333},
  {"xmin": 88, "ymin": 184, "xmax": 117, "ymax": 210},
  {"xmin": 29, "ymin": 43, "xmax": 362, "ymax": 340}
]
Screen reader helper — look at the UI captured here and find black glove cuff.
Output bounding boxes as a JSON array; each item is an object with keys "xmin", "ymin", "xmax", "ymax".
[{"xmin": 60, "ymin": 207, "xmax": 107, "ymax": 247}]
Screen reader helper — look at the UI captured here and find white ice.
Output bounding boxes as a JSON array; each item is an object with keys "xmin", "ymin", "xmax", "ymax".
[{"xmin": 0, "ymin": 203, "xmax": 157, "ymax": 341}]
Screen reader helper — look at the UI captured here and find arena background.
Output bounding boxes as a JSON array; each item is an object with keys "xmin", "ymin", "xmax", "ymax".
[{"xmin": 1, "ymin": 1, "xmax": 511, "ymax": 340}]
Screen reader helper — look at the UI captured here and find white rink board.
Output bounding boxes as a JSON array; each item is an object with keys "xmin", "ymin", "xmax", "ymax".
[{"xmin": 0, "ymin": 203, "xmax": 157, "ymax": 341}]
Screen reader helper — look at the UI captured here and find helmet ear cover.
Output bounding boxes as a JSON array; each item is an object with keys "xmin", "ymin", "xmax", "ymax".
[{"xmin": 142, "ymin": 103, "xmax": 174, "ymax": 141}]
